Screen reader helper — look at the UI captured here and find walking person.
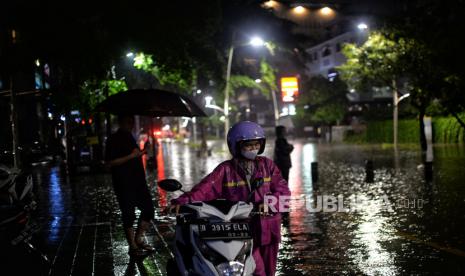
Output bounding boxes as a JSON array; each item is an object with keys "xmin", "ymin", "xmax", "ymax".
[
  {"xmin": 273, "ymin": 126, "xmax": 294, "ymax": 183},
  {"xmin": 170, "ymin": 121, "xmax": 291, "ymax": 276},
  {"xmin": 105, "ymin": 114, "xmax": 155, "ymax": 257}
]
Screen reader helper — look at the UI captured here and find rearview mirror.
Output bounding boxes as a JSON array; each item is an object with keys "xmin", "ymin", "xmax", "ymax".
[{"xmin": 158, "ymin": 179, "xmax": 183, "ymax": 192}]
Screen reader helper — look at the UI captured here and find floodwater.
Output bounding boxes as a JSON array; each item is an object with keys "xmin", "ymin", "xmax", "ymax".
[{"xmin": 28, "ymin": 140, "xmax": 465, "ymax": 275}]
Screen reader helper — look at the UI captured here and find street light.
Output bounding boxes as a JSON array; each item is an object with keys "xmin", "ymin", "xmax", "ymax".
[
  {"xmin": 320, "ymin": 7, "xmax": 334, "ymax": 16},
  {"xmin": 357, "ymin": 23, "xmax": 368, "ymax": 30},
  {"xmin": 250, "ymin": 37, "xmax": 265, "ymax": 47},
  {"xmin": 293, "ymin": 6, "xmax": 306, "ymax": 14},
  {"xmin": 223, "ymin": 36, "xmax": 265, "ymax": 138},
  {"xmin": 206, "ymin": 96, "xmax": 225, "ymax": 113},
  {"xmin": 393, "ymin": 93, "xmax": 410, "ymax": 147}
]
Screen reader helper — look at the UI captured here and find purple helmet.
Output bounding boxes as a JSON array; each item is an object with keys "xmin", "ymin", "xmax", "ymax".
[{"xmin": 227, "ymin": 121, "xmax": 266, "ymax": 157}]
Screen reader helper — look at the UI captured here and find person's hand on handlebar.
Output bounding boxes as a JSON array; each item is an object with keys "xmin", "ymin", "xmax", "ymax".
[{"xmin": 257, "ymin": 203, "xmax": 269, "ymax": 216}]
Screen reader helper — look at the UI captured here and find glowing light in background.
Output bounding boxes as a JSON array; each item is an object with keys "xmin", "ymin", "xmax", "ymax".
[
  {"xmin": 320, "ymin": 7, "xmax": 334, "ymax": 16},
  {"xmin": 264, "ymin": 0, "xmax": 276, "ymax": 8},
  {"xmin": 250, "ymin": 36, "xmax": 265, "ymax": 47},
  {"xmin": 293, "ymin": 6, "xmax": 306, "ymax": 14},
  {"xmin": 357, "ymin": 23, "xmax": 368, "ymax": 30}
]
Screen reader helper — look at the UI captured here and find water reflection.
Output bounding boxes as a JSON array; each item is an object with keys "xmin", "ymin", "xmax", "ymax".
[
  {"xmin": 48, "ymin": 167, "xmax": 64, "ymax": 241},
  {"xmin": 136, "ymin": 141, "xmax": 465, "ymax": 274},
  {"xmin": 351, "ymin": 198, "xmax": 398, "ymax": 275},
  {"xmin": 157, "ymin": 141, "xmax": 167, "ymax": 208},
  {"xmin": 26, "ymin": 140, "xmax": 465, "ymax": 275},
  {"xmin": 278, "ymin": 142, "xmax": 465, "ymax": 274}
]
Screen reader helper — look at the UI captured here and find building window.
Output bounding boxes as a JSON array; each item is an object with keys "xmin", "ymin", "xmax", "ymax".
[
  {"xmin": 313, "ymin": 52, "xmax": 318, "ymax": 60},
  {"xmin": 322, "ymin": 46, "xmax": 331, "ymax": 57},
  {"xmin": 336, "ymin": 43, "xmax": 341, "ymax": 52}
]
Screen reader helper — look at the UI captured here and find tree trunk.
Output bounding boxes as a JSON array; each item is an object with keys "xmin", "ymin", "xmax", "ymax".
[
  {"xmin": 393, "ymin": 93, "xmax": 399, "ymax": 147},
  {"xmin": 419, "ymin": 108, "xmax": 427, "ymax": 151},
  {"xmin": 451, "ymin": 111, "xmax": 465, "ymax": 130},
  {"xmin": 10, "ymin": 76, "xmax": 21, "ymax": 169},
  {"xmin": 392, "ymin": 79, "xmax": 399, "ymax": 148}
]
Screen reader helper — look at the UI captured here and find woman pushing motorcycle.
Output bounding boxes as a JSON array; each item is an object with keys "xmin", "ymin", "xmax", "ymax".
[{"xmin": 170, "ymin": 121, "xmax": 291, "ymax": 276}]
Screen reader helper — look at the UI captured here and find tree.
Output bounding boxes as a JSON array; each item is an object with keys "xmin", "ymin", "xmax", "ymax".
[
  {"xmin": 382, "ymin": 0, "xmax": 465, "ymax": 138},
  {"xmin": 79, "ymin": 78, "xmax": 128, "ymax": 116},
  {"xmin": 259, "ymin": 59, "xmax": 280, "ymax": 126},
  {"xmin": 337, "ymin": 31, "xmax": 420, "ymax": 147},
  {"xmin": 296, "ymin": 76, "xmax": 348, "ymax": 129}
]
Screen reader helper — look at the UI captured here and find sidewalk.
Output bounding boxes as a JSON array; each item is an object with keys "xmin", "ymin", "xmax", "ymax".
[{"xmin": 31, "ymin": 164, "xmax": 174, "ymax": 276}]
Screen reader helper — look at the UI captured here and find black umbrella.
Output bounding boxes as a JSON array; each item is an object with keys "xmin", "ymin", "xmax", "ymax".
[{"xmin": 95, "ymin": 89, "xmax": 207, "ymax": 117}]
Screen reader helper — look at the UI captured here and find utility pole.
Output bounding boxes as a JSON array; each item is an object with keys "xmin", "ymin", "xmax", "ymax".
[
  {"xmin": 223, "ymin": 45, "xmax": 234, "ymax": 138},
  {"xmin": 9, "ymin": 29, "xmax": 21, "ymax": 169},
  {"xmin": 10, "ymin": 77, "xmax": 20, "ymax": 169},
  {"xmin": 270, "ymin": 89, "xmax": 279, "ymax": 127}
]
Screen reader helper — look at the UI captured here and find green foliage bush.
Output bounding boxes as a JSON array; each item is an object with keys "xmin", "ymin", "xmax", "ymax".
[
  {"xmin": 433, "ymin": 115, "xmax": 465, "ymax": 143},
  {"xmin": 344, "ymin": 114, "xmax": 465, "ymax": 144}
]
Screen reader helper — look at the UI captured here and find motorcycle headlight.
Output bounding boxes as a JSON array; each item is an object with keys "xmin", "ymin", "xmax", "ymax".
[{"xmin": 216, "ymin": 261, "xmax": 245, "ymax": 276}]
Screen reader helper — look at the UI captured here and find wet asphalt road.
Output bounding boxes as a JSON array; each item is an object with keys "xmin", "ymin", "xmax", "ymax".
[{"xmin": 28, "ymin": 140, "xmax": 465, "ymax": 275}]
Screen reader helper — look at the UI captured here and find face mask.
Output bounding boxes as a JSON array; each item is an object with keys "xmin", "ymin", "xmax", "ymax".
[{"xmin": 241, "ymin": 149, "xmax": 259, "ymax": 160}]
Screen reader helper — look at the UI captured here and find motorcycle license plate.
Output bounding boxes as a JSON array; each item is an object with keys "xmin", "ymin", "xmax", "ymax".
[{"xmin": 198, "ymin": 222, "xmax": 251, "ymax": 240}]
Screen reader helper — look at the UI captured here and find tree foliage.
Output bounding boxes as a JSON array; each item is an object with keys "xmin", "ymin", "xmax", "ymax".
[
  {"xmin": 132, "ymin": 52, "xmax": 196, "ymax": 93},
  {"xmin": 259, "ymin": 59, "xmax": 278, "ymax": 99},
  {"xmin": 296, "ymin": 76, "xmax": 348, "ymax": 125},
  {"xmin": 386, "ymin": 0, "xmax": 465, "ymax": 128},
  {"xmin": 79, "ymin": 78, "xmax": 127, "ymax": 116},
  {"xmin": 337, "ymin": 31, "xmax": 416, "ymax": 93}
]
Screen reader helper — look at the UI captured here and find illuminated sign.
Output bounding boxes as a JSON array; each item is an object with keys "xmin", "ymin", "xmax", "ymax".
[{"xmin": 281, "ymin": 77, "xmax": 299, "ymax": 102}]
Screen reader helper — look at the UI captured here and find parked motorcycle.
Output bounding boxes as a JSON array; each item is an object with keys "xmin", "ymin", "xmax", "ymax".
[
  {"xmin": 158, "ymin": 179, "xmax": 256, "ymax": 276},
  {"xmin": 0, "ymin": 164, "xmax": 49, "ymax": 274}
]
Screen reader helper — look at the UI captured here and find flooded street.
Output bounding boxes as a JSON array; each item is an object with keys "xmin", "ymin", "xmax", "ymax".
[{"xmin": 30, "ymin": 140, "xmax": 465, "ymax": 275}]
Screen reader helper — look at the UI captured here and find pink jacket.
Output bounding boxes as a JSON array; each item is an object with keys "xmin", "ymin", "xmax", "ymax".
[{"xmin": 171, "ymin": 156, "xmax": 291, "ymax": 245}]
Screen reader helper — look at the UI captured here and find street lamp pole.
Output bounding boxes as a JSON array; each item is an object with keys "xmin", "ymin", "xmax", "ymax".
[
  {"xmin": 393, "ymin": 91, "xmax": 410, "ymax": 147},
  {"xmin": 224, "ymin": 45, "xmax": 234, "ymax": 137}
]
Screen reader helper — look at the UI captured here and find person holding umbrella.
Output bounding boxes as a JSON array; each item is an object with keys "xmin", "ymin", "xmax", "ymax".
[
  {"xmin": 105, "ymin": 114, "xmax": 155, "ymax": 256},
  {"xmin": 97, "ymin": 88, "xmax": 207, "ymax": 256}
]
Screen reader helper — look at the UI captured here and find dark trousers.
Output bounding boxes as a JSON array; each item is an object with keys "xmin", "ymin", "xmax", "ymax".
[
  {"xmin": 115, "ymin": 184, "xmax": 154, "ymax": 228},
  {"xmin": 279, "ymin": 167, "xmax": 290, "ymax": 183}
]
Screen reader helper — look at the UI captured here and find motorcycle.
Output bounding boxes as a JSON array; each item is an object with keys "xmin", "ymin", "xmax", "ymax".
[
  {"xmin": 0, "ymin": 164, "xmax": 50, "ymax": 274},
  {"xmin": 158, "ymin": 179, "xmax": 256, "ymax": 276}
]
